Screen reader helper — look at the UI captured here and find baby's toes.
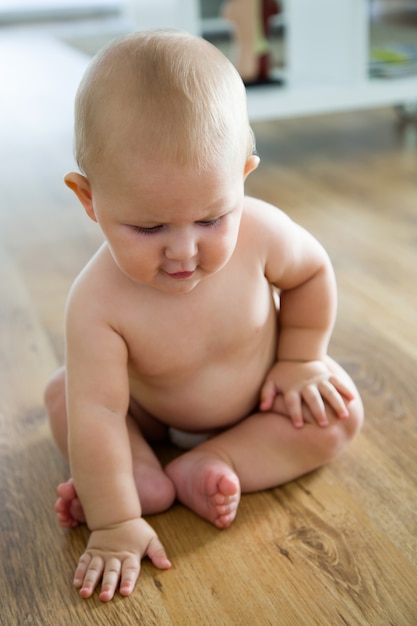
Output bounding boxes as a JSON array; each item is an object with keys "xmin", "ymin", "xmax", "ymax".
[
  {"xmin": 54, "ymin": 495, "xmax": 82, "ymax": 528},
  {"xmin": 69, "ymin": 498, "xmax": 86, "ymax": 524},
  {"xmin": 56, "ymin": 478, "xmax": 77, "ymax": 501},
  {"xmin": 213, "ymin": 494, "xmax": 240, "ymax": 528},
  {"xmin": 55, "ymin": 506, "xmax": 78, "ymax": 528},
  {"xmin": 214, "ymin": 509, "xmax": 237, "ymax": 529},
  {"xmin": 55, "ymin": 496, "xmax": 66, "ymax": 514},
  {"xmin": 218, "ymin": 474, "xmax": 240, "ymax": 497}
]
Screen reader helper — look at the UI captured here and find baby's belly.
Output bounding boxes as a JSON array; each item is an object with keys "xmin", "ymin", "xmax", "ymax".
[
  {"xmin": 128, "ymin": 278, "xmax": 278, "ymax": 431},
  {"xmin": 129, "ymin": 352, "xmax": 273, "ymax": 432}
]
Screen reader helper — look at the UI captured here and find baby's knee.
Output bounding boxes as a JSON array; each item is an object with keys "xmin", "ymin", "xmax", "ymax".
[
  {"xmin": 320, "ymin": 397, "xmax": 364, "ymax": 462},
  {"xmin": 44, "ymin": 367, "xmax": 68, "ymax": 456},
  {"xmin": 344, "ymin": 395, "xmax": 364, "ymax": 443},
  {"xmin": 44, "ymin": 367, "xmax": 66, "ymax": 415}
]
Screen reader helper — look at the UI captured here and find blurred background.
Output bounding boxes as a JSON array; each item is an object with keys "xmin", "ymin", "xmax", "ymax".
[{"xmin": 1, "ymin": 0, "xmax": 416, "ymax": 122}]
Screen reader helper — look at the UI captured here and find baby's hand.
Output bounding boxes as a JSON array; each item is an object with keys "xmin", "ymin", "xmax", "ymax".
[
  {"xmin": 73, "ymin": 517, "xmax": 171, "ymax": 602},
  {"xmin": 259, "ymin": 360, "xmax": 354, "ymax": 428}
]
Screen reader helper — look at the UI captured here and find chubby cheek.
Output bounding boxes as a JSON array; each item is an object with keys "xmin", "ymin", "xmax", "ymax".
[
  {"xmin": 108, "ymin": 239, "xmax": 159, "ymax": 282},
  {"xmin": 202, "ymin": 232, "xmax": 237, "ymax": 273}
]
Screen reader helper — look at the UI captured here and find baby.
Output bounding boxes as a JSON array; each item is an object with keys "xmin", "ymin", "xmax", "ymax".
[{"xmin": 44, "ymin": 29, "xmax": 363, "ymax": 602}]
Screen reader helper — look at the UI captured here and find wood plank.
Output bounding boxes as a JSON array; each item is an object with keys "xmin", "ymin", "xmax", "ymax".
[{"xmin": 151, "ymin": 470, "xmax": 417, "ymax": 624}]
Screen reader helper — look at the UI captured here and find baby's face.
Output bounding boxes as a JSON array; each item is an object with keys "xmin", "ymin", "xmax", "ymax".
[{"xmin": 89, "ymin": 153, "xmax": 248, "ymax": 295}]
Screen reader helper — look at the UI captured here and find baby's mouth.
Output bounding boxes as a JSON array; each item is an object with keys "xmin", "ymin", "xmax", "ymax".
[{"xmin": 166, "ymin": 270, "xmax": 195, "ymax": 280}]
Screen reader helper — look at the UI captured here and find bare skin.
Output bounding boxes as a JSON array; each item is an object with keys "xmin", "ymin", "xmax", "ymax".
[
  {"xmin": 45, "ymin": 144, "xmax": 364, "ymax": 601},
  {"xmin": 46, "ymin": 165, "xmax": 362, "ymax": 601},
  {"xmin": 42, "ymin": 30, "xmax": 366, "ymax": 603},
  {"xmin": 48, "ymin": 374, "xmax": 243, "ymax": 532},
  {"xmin": 48, "ymin": 356, "xmax": 361, "ymax": 535}
]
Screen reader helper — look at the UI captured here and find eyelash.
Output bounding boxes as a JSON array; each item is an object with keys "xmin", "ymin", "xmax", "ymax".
[
  {"xmin": 198, "ymin": 217, "xmax": 222, "ymax": 228},
  {"xmin": 130, "ymin": 217, "xmax": 222, "ymax": 235},
  {"xmin": 130, "ymin": 225, "xmax": 162, "ymax": 236}
]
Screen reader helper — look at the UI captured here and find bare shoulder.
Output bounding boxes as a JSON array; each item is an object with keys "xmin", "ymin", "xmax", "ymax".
[
  {"xmin": 240, "ymin": 196, "xmax": 301, "ymax": 255},
  {"xmin": 242, "ymin": 195, "xmax": 291, "ymax": 226},
  {"xmin": 240, "ymin": 196, "xmax": 330, "ymax": 286},
  {"xmin": 66, "ymin": 244, "xmax": 125, "ymax": 327}
]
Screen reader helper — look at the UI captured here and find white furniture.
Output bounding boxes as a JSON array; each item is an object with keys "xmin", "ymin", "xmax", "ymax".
[
  {"xmin": 130, "ymin": 0, "xmax": 417, "ymax": 121},
  {"xmin": 17, "ymin": 0, "xmax": 413, "ymax": 122},
  {"xmin": 246, "ymin": 0, "xmax": 417, "ymax": 121}
]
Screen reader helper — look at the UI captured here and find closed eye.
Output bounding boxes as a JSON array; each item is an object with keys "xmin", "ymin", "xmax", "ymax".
[
  {"xmin": 130, "ymin": 225, "xmax": 163, "ymax": 235},
  {"xmin": 197, "ymin": 217, "xmax": 222, "ymax": 228},
  {"xmin": 129, "ymin": 216, "xmax": 223, "ymax": 234}
]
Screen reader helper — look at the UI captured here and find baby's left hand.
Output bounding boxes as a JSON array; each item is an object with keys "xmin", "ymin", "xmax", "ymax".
[{"xmin": 259, "ymin": 360, "xmax": 355, "ymax": 428}]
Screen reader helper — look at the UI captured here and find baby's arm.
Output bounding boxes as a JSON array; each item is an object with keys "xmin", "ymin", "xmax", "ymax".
[
  {"xmin": 258, "ymin": 207, "xmax": 355, "ymax": 426},
  {"xmin": 65, "ymin": 289, "xmax": 170, "ymax": 601}
]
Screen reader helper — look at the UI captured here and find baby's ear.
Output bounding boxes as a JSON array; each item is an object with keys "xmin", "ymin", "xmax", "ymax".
[
  {"xmin": 64, "ymin": 172, "xmax": 97, "ymax": 222},
  {"xmin": 244, "ymin": 155, "xmax": 260, "ymax": 180}
]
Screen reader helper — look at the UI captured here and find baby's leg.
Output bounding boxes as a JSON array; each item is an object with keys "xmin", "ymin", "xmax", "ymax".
[
  {"xmin": 166, "ymin": 358, "xmax": 363, "ymax": 525},
  {"xmin": 44, "ymin": 368, "xmax": 176, "ymax": 527}
]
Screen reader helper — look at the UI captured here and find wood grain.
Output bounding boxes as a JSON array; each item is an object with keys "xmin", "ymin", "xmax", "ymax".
[{"xmin": 1, "ymin": 27, "xmax": 416, "ymax": 625}]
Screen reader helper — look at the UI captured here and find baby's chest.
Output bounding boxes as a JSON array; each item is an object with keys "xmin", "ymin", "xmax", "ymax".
[{"xmin": 126, "ymin": 277, "xmax": 274, "ymax": 377}]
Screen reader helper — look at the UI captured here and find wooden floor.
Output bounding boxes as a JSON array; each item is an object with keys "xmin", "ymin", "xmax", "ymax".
[{"xmin": 1, "ymin": 25, "xmax": 417, "ymax": 626}]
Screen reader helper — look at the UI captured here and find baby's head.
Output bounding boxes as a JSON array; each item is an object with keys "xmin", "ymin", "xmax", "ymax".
[{"xmin": 73, "ymin": 29, "xmax": 255, "ymax": 180}]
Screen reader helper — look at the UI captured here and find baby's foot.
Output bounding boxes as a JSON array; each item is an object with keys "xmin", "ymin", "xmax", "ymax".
[
  {"xmin": 165, "ymin": 451, "xmax": 241, "ymax": 529},
  {"xmin": 55, "ymin": 478, "xmax": 85, "ymax": 528}
]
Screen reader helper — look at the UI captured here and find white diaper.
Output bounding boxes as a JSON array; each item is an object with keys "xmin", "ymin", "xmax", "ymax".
[{"xmin": 168, "ymin": 427, "xmax": 213, "ymax": 450}]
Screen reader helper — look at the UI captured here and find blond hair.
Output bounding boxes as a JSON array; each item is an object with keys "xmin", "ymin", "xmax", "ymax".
[{"xmin": 73, "ymin": 29, "xmax": 256, "ymax": 177}]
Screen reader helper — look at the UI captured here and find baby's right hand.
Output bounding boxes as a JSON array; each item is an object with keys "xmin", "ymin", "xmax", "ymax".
[
  {"xmin": 260, "ymin": 360, "xmax": 354, "ymax": 428},
  {"xmin": 73, "ymin": 517, "xmax": 171, "ymax": 602}
]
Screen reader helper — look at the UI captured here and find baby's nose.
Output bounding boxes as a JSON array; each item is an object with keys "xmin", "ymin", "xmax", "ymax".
[{"xmin": 164, "ymin": 230, "xmax": 197, "ymax": 261}]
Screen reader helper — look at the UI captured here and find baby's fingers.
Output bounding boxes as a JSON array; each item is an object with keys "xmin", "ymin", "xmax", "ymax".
[
  {"xmin": 284, "ymin": 390, "xmax": 304, "ymax": 428},
  {"xmin": 74, "ymin": 553, "xmax": 104, "ymax": 599},
  {"xmin": 119, "ymin": 556, "xmax": 141, "ymax": 597},
  {"xmin": 319, "ymin": 380, "xmax": 350, "ymax": 419},
  {"xmin": 302, "ymin": 384, "xmax": 328, "ymax": 426},
  {"xmin": 330, "ymin": 376, "xmax": 355, "ymax": 402},
  {"xmin": 146, "ymin": 535, "xmax": 171, "ymax": 570},
  {"xmin": 99, "ymin": 557, "xmax": 126, "ymax": 602},
  {"xmin": 97, "ymin": 556, "xmax": 140, "ymax": 601},
  {"xmin": 259, "ymin": 379, "xmax": 277, "ymax": 412}
]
